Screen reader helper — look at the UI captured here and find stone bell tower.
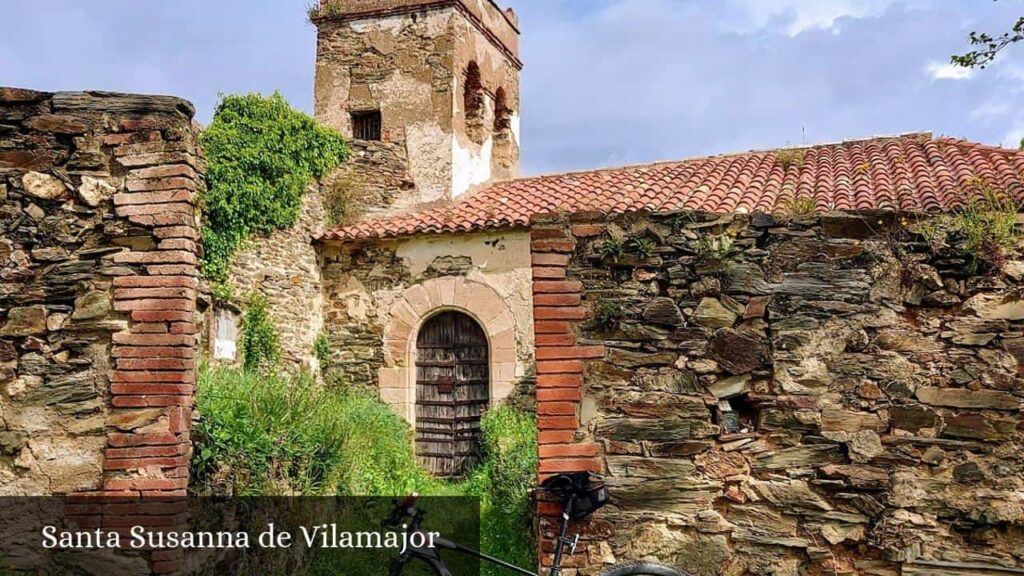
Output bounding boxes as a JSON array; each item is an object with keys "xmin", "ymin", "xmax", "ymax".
[{"xmin": 312, "ymin": 0, "xmax": 521, "ymax": 221}]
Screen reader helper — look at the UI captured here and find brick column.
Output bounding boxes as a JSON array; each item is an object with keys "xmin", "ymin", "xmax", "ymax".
[{"xmin": 530, "ymin": 216, "xmax": 604, "ymax": 573}]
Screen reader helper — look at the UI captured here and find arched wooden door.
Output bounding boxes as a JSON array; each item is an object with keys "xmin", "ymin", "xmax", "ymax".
[{"xmin": 415, "ymin": 311, "xmax": 489, "ymax": 477}]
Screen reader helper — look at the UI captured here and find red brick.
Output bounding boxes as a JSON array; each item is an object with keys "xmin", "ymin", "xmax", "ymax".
[
  {"xmin": 113, "ymin": 275, "xmax": 197, "ymax": 288},
  {"xmin": 128, "ymin": 164, "xmax": 197, "ymax": 180},
  {"xmin": 533, "ymin": 280, "xmax": 582, "ymax": 294},
  {"xmin": 112, "ymin": 395, "xmax": 192, "ymax": 408},
  {"xmin": 531, "ymin": 239, "xmax": 575, "ymax": 253},
  {"xmin": 115, "ymin": 202, "xmax": 193, "ymax": 217},
  {"xmin": 538, "ymin": 458, "xmax": 601, "ymax": 473},
  {"xmin": 534, "ymin": 293, "xmax": 581, "ymax": 307},
  {"xmin": 109, "ymin": 433, "xmax": 178, "ymax": 447},
  {"xmin": 169, "ymin": 407, "xmax": 191, "ymax": 433},
  {"xmin": 113, "ymin": 333, "xmax": 195, "ymax": 346},
  {"xmin": 130, "ymin": 213, "xmax": 195, "ymax": 227},
  {"xmin": 132, "ymin": 322, "xmax": 170, "ymax": 333},
  {"xmin": 131, "ymin": 310, "xmax": 193, "ymax": 322},
  {"xmin": 537, "ymin": 402, "xmax": 576, "ymax": 416},
  {"xmin": 536, "ymin": 360, "xmax": 583, "ymax": 374},
  {"xmin": 534, "ymin": 307, "xmax": 587, "ymax": 321},
  {"xmin": 536, "ymin": 346, "xmax": 604, "ymax": 360},
  {"xmin": 537, "ymin": 501, "xmax": 563, "ymax": 517},
  {"xmin": 537, "ymin": 388, "xmax": 581, "ymax": 402},
  {"xmin": 538, "ymin": 430, "xmax": 575, "ymax": 444},
  {"xmin": 531, "ymin": 227, "xmax": 567, "ymax": 240},
  {"xmin": 141, "ymin": 489, "xmax": 187, "ymax": 498},
  {"xmin": 536, "ymin": 374, "xmax": 583, "ymax": 387},
  {"xmin": 125, "ymin": 177, "xmax": 196, "ymax": 192},
  {"xmin": 116, "ymin": 358, "xmax": 194, "ymax": 371},
  {"xmin": 534, "ymin": 321, "xmax": 571, "ymax": 334},
  {"xmin": 112, "ymin": 251, "xmax": 196, "ymax": 265},
  {"xmin": 533, "ymin": 267, "xmax": 567, "ymax": 280},
  {"xmin": 532, "ymin": 253, "xmax": 570, "ymax": 267},
  {"xmin": 111, "ymin": 383, "xmax": 194, "ymax": 395},
  {"xmin": 153, "ymin": 226, "xmax": 198, "ymax": 240},
  {"xmin": 113, "ymin": 346, "xmax": 194, "ymax": 359},
  {"xmin": 111, "ymin": 370, "xmax": 194, "ymax": 383},
  {"xmin": 571, "ymin": 224, "xmax": 606, "ymax": 237},
  {"xmin": 114, "ymin": 287, "xmax": 195, "ymax": 300},
  {"xmin": 535, "ymin": 334, "xmax": 576, "ymax": 346},
  {"xmin": 157, "ymin": 239, "xmax": 198, "ymax": 252},
  {"xmin": 539, "ymin": 443, "xmax": 600, "ymax": 458},
  {"xmin": 115, "ymin": 298, "xmax": 192, "ymax": 312},
  {"xmin": 145, "ymin": 265, "xmax": 197, "ymax": 276},
  {"xmin": 169, "ymin": 322, "xmax": 198, "ymax": 334},
  {"xmin": 105, "ymin": 455, "xmax": 190, "ymax": 470},
  {"xmin": 105, "ymin": 444, "xmax": 188, "ymax": 459},
  {"xmin": 537, "ymin": 416, "xmax": 579, "ymax": 430},
  {"xmin": 113, "ymin": 190, "xmax": 193, "ymax": 205}
]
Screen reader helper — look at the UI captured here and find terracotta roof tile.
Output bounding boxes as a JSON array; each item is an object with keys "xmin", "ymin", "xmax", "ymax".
[{"xmin": 319, "ymin": 133, "xmax": 1024, "ymax": 241}]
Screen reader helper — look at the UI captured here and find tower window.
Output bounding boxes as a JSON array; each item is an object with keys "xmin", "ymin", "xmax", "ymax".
[
  {"xmin": 351, "ymin": 110, "xmax": 382, "ymax": 141},
  {"xmin": 464, "ymin": 62, "xmax": 486, "ymax": 143}
]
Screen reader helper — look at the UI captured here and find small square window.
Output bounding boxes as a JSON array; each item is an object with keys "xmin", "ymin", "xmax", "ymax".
[{"xmin": 351, "ymin": 110, "xmax": 382, "ymax": 141}]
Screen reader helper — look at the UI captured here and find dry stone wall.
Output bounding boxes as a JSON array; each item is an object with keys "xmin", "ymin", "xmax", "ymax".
[
  {"xmin": 0, "ymin": 87, "xmax": 202, "ymax": 574},
  {"xmin": 531, "ymin": 210, "xmax": 1024, "ymax": 576}
]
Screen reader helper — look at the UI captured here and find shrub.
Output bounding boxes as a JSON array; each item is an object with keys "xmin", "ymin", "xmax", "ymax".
[
  {"xmin": 241, "ymin": 294, "xmax": 281, "ymax": 372},
  {"xmin": 466, "ymin": 405, "xmax": 538, "ymax": 575},
  {"xmin": 192, "ymin": 365, "xmax": 538, "ymax": 573},
  {"xmin": 191, "ymin": 365, "xmax": 434, "ymax": 496},
  {"xmin": 199, "ymin": 93, "xmax": 347, "ymax": 284}
]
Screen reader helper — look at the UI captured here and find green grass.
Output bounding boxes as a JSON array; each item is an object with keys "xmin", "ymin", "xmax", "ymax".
[{"xmin": 192, "ymin": 365, "xmax": 537, "ymax": 574}]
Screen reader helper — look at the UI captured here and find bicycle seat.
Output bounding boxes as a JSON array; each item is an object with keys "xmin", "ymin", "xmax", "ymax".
[{"xmin": 541, "ymin": 471, "xmax": 609, "ymax": 519}]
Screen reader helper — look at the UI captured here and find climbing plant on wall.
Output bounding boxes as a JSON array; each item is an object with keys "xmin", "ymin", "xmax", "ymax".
[{"xmin": 199, "ymin": 92, "xmax": 348, "ymax": 283}]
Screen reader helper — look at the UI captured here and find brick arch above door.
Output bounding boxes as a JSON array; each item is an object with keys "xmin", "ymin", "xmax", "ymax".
[{"xmin": 378, "ymin": 276, "xmax": 518, "ymax": 424}]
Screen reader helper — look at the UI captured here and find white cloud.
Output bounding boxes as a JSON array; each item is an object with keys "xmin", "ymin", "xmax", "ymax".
[
  {"xmin": 926, "ymin": 61, "xmax": 974, "ymax": 80},
  {"xmin": 726, "ymin": 0, "xmax": 925, "ymax": 36}
]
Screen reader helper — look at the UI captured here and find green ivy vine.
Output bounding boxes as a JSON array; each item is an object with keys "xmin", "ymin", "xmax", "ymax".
[
  {"xmin": 241, "ymin": 294, "xmax": 281, "ymax": 372},
  {"xmin": 199, "ymin": 92, "xmax": 348, "ymax": 283}
]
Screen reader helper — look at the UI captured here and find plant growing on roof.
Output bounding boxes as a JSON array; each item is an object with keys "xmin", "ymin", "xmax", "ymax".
[
  {"xmin": 778, "ymin": 196, "xmax": 817, "ymax": 218},
  {"xmin": 775, "ymin": 148, "xmax": 805, "ymax": 170},
  {"xmin": 199, "ymin": 92, "xmax": 347, "ymax": 286}
]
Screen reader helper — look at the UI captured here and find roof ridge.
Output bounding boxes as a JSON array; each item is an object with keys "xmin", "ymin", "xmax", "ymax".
[{"xmin": 491, "ymin": 131, "xmax": 936, "ymax": 186}]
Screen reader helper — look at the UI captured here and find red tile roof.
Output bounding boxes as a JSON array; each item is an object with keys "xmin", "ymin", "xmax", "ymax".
[{"xmin": 319, "ymin": 133, "xmax": 1024, "ymax": 241}]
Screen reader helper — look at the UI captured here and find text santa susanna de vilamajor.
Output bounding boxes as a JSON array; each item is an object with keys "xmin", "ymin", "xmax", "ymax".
[{"xmin": 42, "ymin": 523, "xmax": 439, "ymax": 553}]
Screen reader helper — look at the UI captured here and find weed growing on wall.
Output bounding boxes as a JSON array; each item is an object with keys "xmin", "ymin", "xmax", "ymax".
[
  {"xmin": 241, "ymin": 294, "xmax": 281, "ymax": 372},
  {"xmin": 313, "ymin": 333, "xmax": 332, "ymax": 374},
  {"xmin": 919, "ymin": 181, "xmax": 1020, "ymax": 274},
  {"xmin": 593, "ymin": 300, "xmax": 624, "ymax": 330},
  {"xmin": 199, "ymin": 93, "xmax": 347, "ymax": 284}
]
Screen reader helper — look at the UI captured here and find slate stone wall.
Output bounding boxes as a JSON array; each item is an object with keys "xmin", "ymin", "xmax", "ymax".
[
  {"xmin": 531, "ymin": 210, "xmax": 1024, "ymax": 576},
  {"xmin": 0, "ymin": 88, "xmax": 202, "ymax": 574}
]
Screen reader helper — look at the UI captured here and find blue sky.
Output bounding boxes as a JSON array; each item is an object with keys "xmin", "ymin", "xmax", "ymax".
[{"xmin": 2, "ymin": 1, "xmax": 1021, "ymax": 175}]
